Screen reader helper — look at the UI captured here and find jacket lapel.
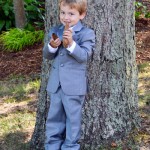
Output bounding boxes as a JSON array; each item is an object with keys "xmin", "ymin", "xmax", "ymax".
[
  {"xmin": 72, "ymin": 21, "xmax": 83, "ymax": 41},
  {"xmin": 72, "ymin": 21, "xmax": 83, "ymax": 32}
]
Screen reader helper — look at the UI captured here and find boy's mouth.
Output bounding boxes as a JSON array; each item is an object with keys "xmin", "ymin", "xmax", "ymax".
[{"xmin": 64, "ymin": 21, "xmax": 71, "ymax": 26}]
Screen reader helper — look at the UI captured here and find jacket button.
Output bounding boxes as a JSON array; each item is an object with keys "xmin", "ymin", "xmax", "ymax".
[
  {"xmin": 60, "ymin": 64, "xmax": 64, "ymax": 67},
  {"xmin": 60, "ymin": 52, "xmax": 64, "ymax": 56}
]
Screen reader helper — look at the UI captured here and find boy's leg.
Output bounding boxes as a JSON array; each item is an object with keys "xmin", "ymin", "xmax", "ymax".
[
  {"xmin": 61, "ymin": 91, "xmax": 85, "ymax": 150},
  {"xmin": 45, "ymin": 88, "xmax": 66, "ymax": 150}
]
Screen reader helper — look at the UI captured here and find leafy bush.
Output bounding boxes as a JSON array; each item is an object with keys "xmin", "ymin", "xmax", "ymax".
[
  {"xmin": 135, "ymin": 1, "xmax": 150, "ymax": 19},
  {"xmin": 0, "ymin": 0, "xmax": 45, "ymax": 31},
  {"xmin": 0, "ymin": 28, "xmax": 44, "ymax": 52},
  {"xmin": 0, "ymin": 0, "xmax": 15, "ymax": 31},
  {"xmin": 24, "ymin": 0, "xmax": 45, "ymax": 29},
  {"xmin": 145, "ymin": 11, "xmax": 150, "ymax": 18}
]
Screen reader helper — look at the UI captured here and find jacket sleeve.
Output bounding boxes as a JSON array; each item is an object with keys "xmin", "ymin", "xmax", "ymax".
[
  {"xmin": 43, "ymin": 27, "xmax": 57, "ymax": 60},
  {"xmin": 68, "ymin": 29, "xmax": 95, "ymax": 63}
]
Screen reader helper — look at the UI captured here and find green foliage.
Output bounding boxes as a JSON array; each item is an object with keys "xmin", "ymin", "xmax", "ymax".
[
  {"xmin": 24, "ymin": 0, "xmax": 45, "ymax": 29},
  {"xmin": 0, "ymin": 0, "xmax": 15, "ymax": 31},
  {"xmin": 145, "ymin": 12, "xmax": 150, "ymax": 18},
  {"xmin": 0, "ymin": 75, "xmax": 40, "ymax": 102},
  {"xmin": 0, "ymin": 0, "xmax": 45, "ymax": 31},
  {"xmin": 24, "ymin": 23, "xmax": 36, "ymax": 31},
  {"xmin": 0, "ymin": 28, "xmax": 44, "ymax": 52},
  {"xmin": 0, "ymin": 112, "xmax": 35, "ymax": 150},
  {"xmin": 135, "ymin": 1, "xmax": 150, "ymax": 19}
]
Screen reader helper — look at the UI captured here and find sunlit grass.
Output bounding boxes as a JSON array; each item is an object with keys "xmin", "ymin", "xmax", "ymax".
[
  {"xmin": 0, "ymin": 75, "xmax": 39, "ymax": 150},
  {"xmin": 26, "ymin": 80, "xmax": 40, "ymax": 94},
  {"xmin": 0, "ymin": 75, "xmax": 40, "ymax": 102},
  {"xmin": 134, "ymin": 133, "xmax": 149, "ymax": 147},
  {"xmin": 0, "ymin": 111, "xmax": 36, "ymax": 150},
  {"xmin": 0, "ymin": 111, "xmax": 36, "ymax": 136},
  {"xmin": 138, "ymin": 62, "xmax": 150, "ymax": 108}
]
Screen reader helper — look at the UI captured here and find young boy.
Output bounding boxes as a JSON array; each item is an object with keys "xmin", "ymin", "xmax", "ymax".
[{"xmin": 44, "ymin": 0, "xmax": 95, "ymax": 149}]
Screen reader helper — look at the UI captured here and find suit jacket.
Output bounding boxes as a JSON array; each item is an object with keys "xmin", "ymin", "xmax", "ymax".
[{"xmin": 43, "ymin": 21, "xmax": 95, "ymax": 95}]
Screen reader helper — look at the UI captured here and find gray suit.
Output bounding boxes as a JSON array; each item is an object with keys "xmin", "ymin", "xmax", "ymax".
[
  {"xmin": 44, "ymin": 21, "xmax": 95, "ymax": 150},
  {"xmin": 43, "ymin": 21, "xmax": 95, "ymax": 95}
]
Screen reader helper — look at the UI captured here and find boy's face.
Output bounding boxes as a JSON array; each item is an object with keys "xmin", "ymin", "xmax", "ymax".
[{"xmin": 59, "ymin": 2, "xmax": 85, "ymax": 27}]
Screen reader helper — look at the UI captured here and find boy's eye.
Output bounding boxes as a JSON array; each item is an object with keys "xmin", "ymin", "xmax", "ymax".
[
  {"xmin": 60, "ymin": 11, "xmax": 65, "ymax": 14},
  {"xmin": 69, "ymin": 13, "xmax": 74, "ymax": 16}
]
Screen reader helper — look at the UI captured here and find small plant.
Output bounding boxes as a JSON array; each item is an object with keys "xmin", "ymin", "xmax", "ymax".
[
  {"xmin": 135, "ymin": 1, "xmax": 150, "ymax": 19},
  {"xmin": 0, "ymin": 28, "xmax": 44, "ymax": 52}
]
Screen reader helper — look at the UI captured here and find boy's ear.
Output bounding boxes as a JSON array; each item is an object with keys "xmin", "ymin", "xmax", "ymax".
[{"xmin": 80, "ymin": 12, "xmax": 86, "ymax": 20}]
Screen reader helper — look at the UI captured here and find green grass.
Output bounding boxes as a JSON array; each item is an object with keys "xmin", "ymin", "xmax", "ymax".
[
  {"xmin": 0, "ymin": 111, "xmax": 35, "ymax": 150},
  {"xmin": 0, "ymin": 75, "xmax": 40, "ymax": 150},
  {"xmin": 0, "ymin": 111, "xmax": 36, "ymax": 136},
  {"xmin": 0, "ymin": 75, "xmax": 40, "ymax": 102},
  {"xmin": 138, "ymin": 62, "xmax": 150, "ymax": 108},
  {"xmin": 135, "ymin": 62, "xmax": 150, "ymax": 149},
  {"xmin": 0, "ymin": 28, "xmax": 44, "ymax": 52}
]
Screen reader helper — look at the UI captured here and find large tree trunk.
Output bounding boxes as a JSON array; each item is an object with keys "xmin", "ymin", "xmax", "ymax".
[
  {"xmin": 13, "ymin": 0, "xmax": 26, "ymax": 28},
  {"xmin": 30, "ymin": 0, "xmax": 139, "ymax": 149}
]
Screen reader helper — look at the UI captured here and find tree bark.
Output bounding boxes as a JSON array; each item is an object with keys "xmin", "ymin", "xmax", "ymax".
[
  {"xmin": 30, "ymin": 0, "xmax": 139, "ymax": 149},
  {"xmin": 13, "ymin": 0, "xmax": 26, "ymax": 28},
  {"xmin": 30, "ymin": 1, "xmax": 59, "ymax": 149}
]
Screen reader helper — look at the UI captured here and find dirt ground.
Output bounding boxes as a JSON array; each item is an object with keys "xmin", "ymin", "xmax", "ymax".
[
  {"xmin": 0, "ymin": 43, "xmax": 43, "ymax": 79},
  {"xmin": 136, "ymin": 18, "xmax": 150, "ymax": 63}
]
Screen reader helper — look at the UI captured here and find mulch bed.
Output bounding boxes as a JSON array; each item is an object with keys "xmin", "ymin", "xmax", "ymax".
[
  {"xmin": 136, "ymin": 18, "xmax": 150, "ymax": 63},
  {"xmin": 0, "ymin": 43, "xmax": 43, "ymax": 79}
]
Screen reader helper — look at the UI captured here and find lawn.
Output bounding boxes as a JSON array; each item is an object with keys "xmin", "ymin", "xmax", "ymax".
[{"xmin": 0, "ymin": 75, "xmax": 40, "ymax": 150}]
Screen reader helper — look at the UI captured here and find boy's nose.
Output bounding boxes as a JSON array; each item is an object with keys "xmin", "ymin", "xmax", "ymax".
[{"xmin": 64, "ymin": 14, "xmax": 69, "ymax": 21}]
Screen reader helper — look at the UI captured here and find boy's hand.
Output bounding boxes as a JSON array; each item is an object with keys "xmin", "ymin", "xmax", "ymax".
[
  {"xmin": 63, "ymin": 29, "xmax": 73, "ymax": 47},
  {"xmin": 49, "ymin": 37, "xmax": 61, "ymax": 48}
]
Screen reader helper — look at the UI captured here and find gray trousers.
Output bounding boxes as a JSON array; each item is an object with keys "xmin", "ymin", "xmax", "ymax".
[{"xmin": 45, "ymin": 87, "xmax": 85, "ymax": 150}]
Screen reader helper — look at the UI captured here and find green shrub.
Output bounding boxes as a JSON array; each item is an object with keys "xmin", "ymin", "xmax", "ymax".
[
  {"xmin": 24, "ymin": 0, "xmax": 45, "ymax": 29},
  {"xmin": 0, "ymin": 28, "xmax": 44, "ymax": 52},
  {"xmin": 135, "ymin": 1, "xmax": 150, "ymax": 19},
  {"xmin": 145, "ymin": 12, "xmax": 150, "ymax": 18},
  {"xmin": 0, "ymin": 0, "xmax": 15, "ymax": 31},
  {"xmin": 0, "ymin": 0, "xmax": 45, "ymax": 31}
]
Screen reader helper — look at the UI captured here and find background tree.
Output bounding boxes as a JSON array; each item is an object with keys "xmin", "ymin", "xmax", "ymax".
[
  {"xmin": 13, "ymin": 0, "xmax": 26, "ymax": 28},
  {"xmin": 30, "ymin": 0, "xmax": 139, "ymax": 149}
]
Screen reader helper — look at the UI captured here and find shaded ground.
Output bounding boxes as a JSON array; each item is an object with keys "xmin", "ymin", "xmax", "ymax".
[
  {"xmin": 0, "ymin": 43, "xmax": 43, "ymax": 79},
  {"xmin": 136, "ymin": 18, "xmax": 150, "ymax": 63}
]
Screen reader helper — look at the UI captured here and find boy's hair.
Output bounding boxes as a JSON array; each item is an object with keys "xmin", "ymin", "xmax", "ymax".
[{"xmin": 59, "ymin": 0, "xmax": 87, "ymax": 15}]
